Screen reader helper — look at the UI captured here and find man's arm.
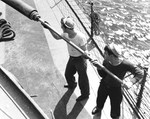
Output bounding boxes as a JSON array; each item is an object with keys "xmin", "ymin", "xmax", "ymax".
[
  {"xmin": 132, "ymin": 66, "xmax": 144, "ymax": 84},
  {"xmin": 80, "ymin": 44, "xmax": 87, "ymax": 51},
  {"xmin": 49, "ymin": 30, "xmax": 62, "ymax": 40},
  {"xmin": 41, "ymin": 21, "xmax": 62, "ymax": 40},
  {"xmin": 124, "ymin": 62, "xmax": 144, "ymax": 89}
]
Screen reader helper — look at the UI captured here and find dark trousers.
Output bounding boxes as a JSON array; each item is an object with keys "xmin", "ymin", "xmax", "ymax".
[
  {"xmin": 97, "ymin": 81, "xmax": 122, "ymax": 118},
  {"xmin": 65, "ymin": 56, "xmax": 89, "ymax": 96}
]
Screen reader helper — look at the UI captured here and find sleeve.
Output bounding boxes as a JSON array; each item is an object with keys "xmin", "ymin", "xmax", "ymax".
[{"xmin": 126, "ymin": 61, "xmax": 144, "ymax": 84}]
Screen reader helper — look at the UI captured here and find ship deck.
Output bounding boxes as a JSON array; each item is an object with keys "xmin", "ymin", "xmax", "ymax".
[{"xmin": 0, "ymin": 0, "xmax": 111, "ymax": 118}]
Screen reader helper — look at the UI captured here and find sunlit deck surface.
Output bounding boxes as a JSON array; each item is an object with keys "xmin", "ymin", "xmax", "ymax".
[{"xmin": 0, "ymin": 0, "xmax": 111, "ymax": 118}]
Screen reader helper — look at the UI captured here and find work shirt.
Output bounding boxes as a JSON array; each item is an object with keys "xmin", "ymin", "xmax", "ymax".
[
  {"xmin": 97, "ymin": 59, "xmax": 143, "ymax": 87},
  {"xmin": 62, "ymin": 31, "xmax": 86, "ymax": 57}
]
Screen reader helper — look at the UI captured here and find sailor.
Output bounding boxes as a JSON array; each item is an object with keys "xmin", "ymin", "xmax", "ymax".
[
  {"xmin": 91, "ymin": 43, "xmax": 144, "ymax": 119},
  {"xmin": 42, "ymin": 16, "xmax": 90, "ymax": 102}
]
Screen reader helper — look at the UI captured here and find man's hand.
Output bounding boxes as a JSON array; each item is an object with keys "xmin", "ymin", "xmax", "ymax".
[
  {"xmin": 0, "ymin": 19, "xmax": 15, "ymax": 42},
  {"xmin": 41, "ymin": 21, "xmax": 50, "ymax": 29},
  {"xmin": 91, "ymin": 59, "xmax": 99, "ymax": 66}
]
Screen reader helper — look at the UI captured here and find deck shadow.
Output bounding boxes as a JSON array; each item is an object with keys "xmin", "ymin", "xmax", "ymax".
[
  {"xmin": 66, "ymin": 100, "xmax": 88, "ymax": 119},
  {"xmin": 54, "ymin": 89, "xmax": 74, "ymax": 119},
  {"xmin": 54, "ymin": 89, "xmax": 88, "ymax": 119}
]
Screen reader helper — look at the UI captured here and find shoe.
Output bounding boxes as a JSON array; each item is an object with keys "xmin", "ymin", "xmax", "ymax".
[
  {"xmin": 92, "ymin": 106, "xmax": 101, "ymax": 115},
  {"xmin": 76, "ymin": 95, "xmax": 89, "ymax": 102},
  {"xmin": 64, "ymin": 83, "xmax": 77, "ymax": 89}
]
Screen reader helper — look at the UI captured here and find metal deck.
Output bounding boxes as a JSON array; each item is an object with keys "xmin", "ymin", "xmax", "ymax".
[{"xmin": 0, "ymin": 0, "xmax": 111, "ymax": 118}]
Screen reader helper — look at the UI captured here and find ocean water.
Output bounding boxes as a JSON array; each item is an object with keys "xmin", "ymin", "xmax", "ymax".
[
  {"xmin": 76, "ymin": 0, "xmax": 150, "ymax": 72},
  {"xmin": 78, "ymin": 0, "xmax": 150, "ymax": 50}
]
